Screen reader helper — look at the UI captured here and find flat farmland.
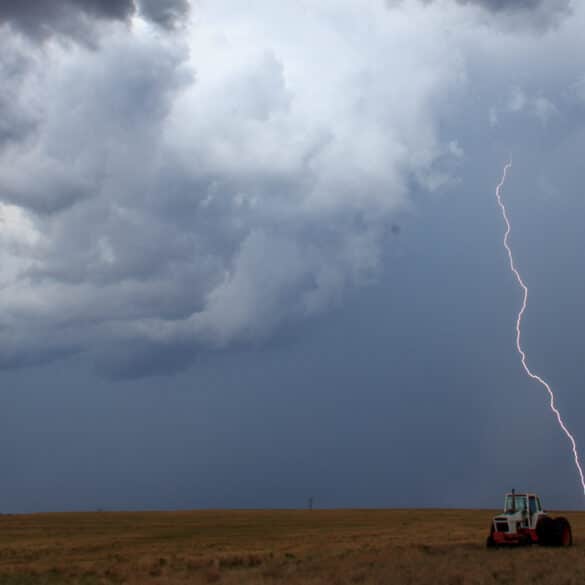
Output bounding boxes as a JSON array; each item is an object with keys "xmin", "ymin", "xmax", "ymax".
[{"xmin": 1, "ymin": 509, "xmax": 584, "ymax": 585}]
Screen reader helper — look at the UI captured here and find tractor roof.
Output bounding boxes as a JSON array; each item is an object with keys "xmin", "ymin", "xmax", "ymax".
[{"xmin": 505, "ymin": 492, "xmax": 538, "ymax": 497}]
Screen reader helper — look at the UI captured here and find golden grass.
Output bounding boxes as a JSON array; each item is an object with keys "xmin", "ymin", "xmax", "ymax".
[{"xmin": 0, "ymin": 508, "xmax": 584, "ymax": 584}]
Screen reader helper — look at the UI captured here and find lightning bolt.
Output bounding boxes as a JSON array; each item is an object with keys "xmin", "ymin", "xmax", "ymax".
[{"xmin": 495, "ymin": 160, "xmax": 585, "ymax": 495}]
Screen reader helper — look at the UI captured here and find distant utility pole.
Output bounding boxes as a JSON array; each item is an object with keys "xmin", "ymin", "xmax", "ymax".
[{"xmin": 308, "ymin": 496, "xmax": 314, "ymax": 511}]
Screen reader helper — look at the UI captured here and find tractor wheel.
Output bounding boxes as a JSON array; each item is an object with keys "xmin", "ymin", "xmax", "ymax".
[
  {"xmin": 536, "ymin": 515, "xmax": 554, "ymax": 546},
  {"xmin": 552, "ymin": 517, "xmax": 573, "ymax": 547}
]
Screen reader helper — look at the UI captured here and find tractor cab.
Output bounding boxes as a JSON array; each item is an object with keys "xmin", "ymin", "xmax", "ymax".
[{"xmin": 496, "ymin": 492, "xmax": 544, "ymax": 531}]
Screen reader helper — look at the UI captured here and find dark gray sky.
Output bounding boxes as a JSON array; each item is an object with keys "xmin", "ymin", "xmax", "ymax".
[{"xmin": 1, "ymin": 0, "xmax": 585, "ymax": 512}]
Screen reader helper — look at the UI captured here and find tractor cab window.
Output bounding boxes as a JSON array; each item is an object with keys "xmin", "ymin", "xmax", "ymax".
[
  {"xmin": 529, "ymin": 496, "xmax": 537, "ymax": 515},
  {"xmin": 505, "ymin": 495, "xmax": 527, "ymax": 513}
]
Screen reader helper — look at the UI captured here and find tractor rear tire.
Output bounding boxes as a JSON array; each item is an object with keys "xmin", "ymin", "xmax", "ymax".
[
  {"xmin": 536, "ymin": 515, "xmax": 554, "ymax": 546},
  {"xmin": 552, "ymin": 517, "xmax": 573, "ymax": 547}
]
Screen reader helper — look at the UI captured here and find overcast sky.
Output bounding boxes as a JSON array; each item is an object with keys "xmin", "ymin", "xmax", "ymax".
[{"xmin": 1, "ymin": 0, "xmax": 585, "ymax": 512}]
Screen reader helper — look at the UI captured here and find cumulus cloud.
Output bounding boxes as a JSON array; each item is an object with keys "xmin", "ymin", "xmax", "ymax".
[
  {"xmin": 0, "ymin": 1, "xmax": 469, "ymax": 376},
  {"xmin": 2, "ymin": 0, "xmax": 585, "ymax": 377},
  {"xmin": 488, "ymin": 87, "xmax": 558, "ymax": 127}
]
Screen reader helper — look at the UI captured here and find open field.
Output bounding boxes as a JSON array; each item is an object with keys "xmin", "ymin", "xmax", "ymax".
[{"xmin": 1, "ymin": 509, "xmax": 584, "ymax": 585}]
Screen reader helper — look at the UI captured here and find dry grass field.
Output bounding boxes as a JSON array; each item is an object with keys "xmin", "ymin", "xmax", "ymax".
[{"xmin": 1, "ymin": 509, "xmax": 584, "ymax": 585}]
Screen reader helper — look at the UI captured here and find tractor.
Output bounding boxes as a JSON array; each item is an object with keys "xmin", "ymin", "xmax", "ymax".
[{"xmin": 486, "ymin": 490, "xmax": 572, "ymax": 547}]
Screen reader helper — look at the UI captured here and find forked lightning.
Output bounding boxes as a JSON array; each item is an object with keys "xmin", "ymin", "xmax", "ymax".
[{"xmin": 495, "ymin": 160, "xmax": 585, "ymax": 495}]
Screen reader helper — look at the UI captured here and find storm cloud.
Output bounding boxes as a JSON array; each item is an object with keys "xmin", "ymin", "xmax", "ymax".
[
  {"xmin": 1, "ymin": 0, "xmax": 585, "ymax": 377},
  {"xmin": 0, "ymin": 1, "xmax": 467, "ymax": 376}
]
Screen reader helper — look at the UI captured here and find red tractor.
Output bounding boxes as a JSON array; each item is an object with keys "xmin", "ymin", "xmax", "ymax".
[{"xmin": 486, "ymin": 490, "xmax": 572, "ymax": 547}]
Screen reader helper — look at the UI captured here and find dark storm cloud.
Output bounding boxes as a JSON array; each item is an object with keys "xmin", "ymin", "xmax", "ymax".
[
  {"xmin": 0, "ymin": 7, "xmax": 461, "ymax": 377},
  {"xmin": 3, "ymin": 0, "xmax": 583, "ymax": 379},
  {"xmin": 455, "ymin": 0, "xmax": 572, "ymax": 23},
  {"xmin": 138, "ymin": 0, "xmax": 190, "ymax": 29},
  {"xmin": 1, "ymin": 0, "xmax": 585, "ymax": 520},
  {"xmin": 0, "ymin": 0, "xmax": 134, "ymax": 39},
  {"xmin": 0, "ymin": 0, "xmax": 190, "ymax": 39}
]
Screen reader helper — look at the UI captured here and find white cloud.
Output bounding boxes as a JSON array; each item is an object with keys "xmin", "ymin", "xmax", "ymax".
[{"xmin": 486, "ymin": 87, "xmax": 559, "ymax": 128}]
